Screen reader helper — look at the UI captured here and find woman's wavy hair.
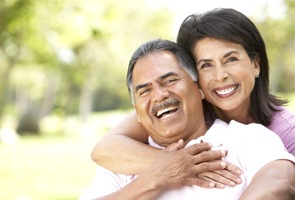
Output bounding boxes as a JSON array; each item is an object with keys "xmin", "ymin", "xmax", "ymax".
[{"xmin": 177, "ymin": 8, "xmax": 287, "ymax": 126}]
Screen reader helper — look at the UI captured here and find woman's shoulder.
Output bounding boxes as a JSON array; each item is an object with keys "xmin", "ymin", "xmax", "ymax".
[
  {"xmin": 269, "ymin": 106, "xmax": 295, "ymax": 156},
  {"xmin": 268, "ymin": 106, "xmax": 295, "ymax": 138},
  {"xmin": 271, "ymin": 106, "xmax": 295, "ymax": 125}
]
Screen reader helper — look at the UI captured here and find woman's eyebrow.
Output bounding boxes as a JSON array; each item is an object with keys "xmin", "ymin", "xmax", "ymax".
[
  {"xmin": 197, "ymin": 58, "xmax": 212, "ymax": 65},
  {"xmin": 223, "ymin": 50, "xmax": 239, "ymax": 58}
]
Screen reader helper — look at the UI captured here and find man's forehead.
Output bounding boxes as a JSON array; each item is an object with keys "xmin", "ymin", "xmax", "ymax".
[{"xmin": 133, "ymin": 51, "xmax": 182, "ymax": 76}]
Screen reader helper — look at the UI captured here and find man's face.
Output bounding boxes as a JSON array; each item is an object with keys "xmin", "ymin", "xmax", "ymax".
[{"xmin": 132, "ymin": 50, "xmax": 206, "ymax": 147}]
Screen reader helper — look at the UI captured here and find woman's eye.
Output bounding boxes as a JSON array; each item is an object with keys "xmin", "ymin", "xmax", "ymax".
[
  {"xmin": 225, "ymin": 57, "xmax": 238, "ymax": 63},
  {"xmin": 200, "ymin": 63, "xmax": 212, "ymax": 69}
]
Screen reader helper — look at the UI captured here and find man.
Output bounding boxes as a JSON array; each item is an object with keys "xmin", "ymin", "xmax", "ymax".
[{"xmin": 80, "ymin": 39, "xmax": 295, "ymax": 200}]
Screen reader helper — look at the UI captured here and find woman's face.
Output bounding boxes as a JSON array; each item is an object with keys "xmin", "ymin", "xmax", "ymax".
[{"xmin": 193, "ymin": 37, "xmax": 260, "ymax": 113}]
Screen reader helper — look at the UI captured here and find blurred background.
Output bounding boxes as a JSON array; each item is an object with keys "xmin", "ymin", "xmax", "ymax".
[{"xmin": 0, "ymin": 0, "xmax": 294, "ymax": 199}]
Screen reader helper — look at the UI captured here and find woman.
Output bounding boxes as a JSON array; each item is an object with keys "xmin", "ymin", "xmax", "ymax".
[
  {"xmin": 176, "ymin": 8, "xmax": 295, "ymax": 154},
  {"xmin": 91, "ymin": 8, "xmax": 295, "ymax": 183}
]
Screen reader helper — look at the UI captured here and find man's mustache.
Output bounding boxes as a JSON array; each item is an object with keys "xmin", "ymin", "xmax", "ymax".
[{"xmin": 151, "ymin": 99, "xmax": 180, "ymax": 115}]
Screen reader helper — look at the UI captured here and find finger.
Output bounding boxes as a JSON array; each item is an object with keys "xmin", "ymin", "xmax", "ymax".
[
  {"xmin": 165, "ymin": 139, "xmax": 184, "ymax": 152},
  {"xmin": 185, "ymin": 142, "xmax": 212, "ymax": 155},
  {"xmin": 187, "ymin": 177, "xmax": 216, "ymax": 188},
  {"xmin": 193, "ymin": 150, "xmax": 226, "ymax": 164},
  {"xmin": 214, "ymin": 169, "xmax": 242, "ymax": 185},
  {"xmin": 191, "ymin": 160, "xmax": 227, "ymax": 174},
  {"xmin": 196, "ymin": 174, "xmax": 226, "ymax": 189},
  {"xmin": 198, "ymin": 171, "xmax": 237, "ymax": 187},
  {"xmin": 225, "ymin": 162, "xmax": 243, "ymax": 176}
]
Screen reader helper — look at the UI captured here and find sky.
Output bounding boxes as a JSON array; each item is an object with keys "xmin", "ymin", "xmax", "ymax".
[{"xmin": 147, "ymin": 0, "xmax": 286, "ymax": 36}]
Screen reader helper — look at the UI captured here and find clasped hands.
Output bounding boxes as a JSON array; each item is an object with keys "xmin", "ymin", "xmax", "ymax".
[{"xmin": 141, "ymin": 139, "xmax": 242, "ymax": 191}]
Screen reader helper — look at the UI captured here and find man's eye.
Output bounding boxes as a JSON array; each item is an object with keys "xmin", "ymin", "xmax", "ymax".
[
  {"xmin": 139, "ymin": 89, "xmax": 150, "ymax": 96},
  {"xmin": 164, "ymin": 79, "xmax": 177, "ymax": 85}
]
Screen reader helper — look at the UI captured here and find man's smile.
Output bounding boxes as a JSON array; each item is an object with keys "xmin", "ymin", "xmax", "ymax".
[
  {"xmin": 156, "ymin": 106, "xmax": 178, "ymax": 119},
  {"xmin": 151, "ymin": 99, "xmax": 180, "ymax": 119}
]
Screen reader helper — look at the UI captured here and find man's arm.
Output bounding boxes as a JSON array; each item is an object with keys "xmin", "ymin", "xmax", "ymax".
[
  {"xmin": 240, "ymin": 160, "xmax": 295, "ymax": 200},
  {"xmin": 94, "ymin": 174, "xmax": 164, "ymax": 200}
]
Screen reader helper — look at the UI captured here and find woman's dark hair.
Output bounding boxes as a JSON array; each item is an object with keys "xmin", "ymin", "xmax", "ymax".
[{"xmin": 177, "ymin": 8, "xmax": 287, "ymax": 126}]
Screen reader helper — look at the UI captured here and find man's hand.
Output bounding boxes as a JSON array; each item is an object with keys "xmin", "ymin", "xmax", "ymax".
[{"xmin": 142, "ymin": 140, "xmax": 229, "ymax": 190}]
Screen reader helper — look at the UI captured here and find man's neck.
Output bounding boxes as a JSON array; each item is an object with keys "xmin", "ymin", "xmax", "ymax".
[{"xmin": 182, "ymin": 122, "xmax": 209, "ymax": 147}]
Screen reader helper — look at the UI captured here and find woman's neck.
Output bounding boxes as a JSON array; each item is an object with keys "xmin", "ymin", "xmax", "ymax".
[{"xmin": 213, "ymin": 106, "xmax": 255, "ymax": 124}]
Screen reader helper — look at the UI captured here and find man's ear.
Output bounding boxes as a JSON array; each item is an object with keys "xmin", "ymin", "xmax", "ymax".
[
  {"xmin": 134, "ymin": 105, "xmax": 142, "ymax": 123},
  {"xmin": 199, "ymin": 88, "xmax": 205, "ymax": 100}
]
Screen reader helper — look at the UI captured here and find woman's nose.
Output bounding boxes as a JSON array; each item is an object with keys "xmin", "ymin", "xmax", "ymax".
[{"xmin": 214, "ymin": 66, "xmax": 228, "ymax": 81}]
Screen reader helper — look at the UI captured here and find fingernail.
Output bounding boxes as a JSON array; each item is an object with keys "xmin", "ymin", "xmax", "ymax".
[
  {"xmin": 221, "ymin": 161, "xmax": 226, "ymax": 168},
  {"xmin": 237, "ymin": 178, "xmax": 242, "ymax": 183},
  {"xmin": 209, "ymin": 183, "xmax": 215, "ymax": 188},
  {"xmin": 230, "ymin": 181, "xmax": 236, "ymax": 186},
  {"xmin": 221, "ymin": 150, "xmax": 226, "ymax": 156}
]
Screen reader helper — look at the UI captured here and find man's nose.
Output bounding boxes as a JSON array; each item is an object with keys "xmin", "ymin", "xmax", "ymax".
[{"xmin": 152, "ymin": 86, "xmax": 169, "ymax": 103}]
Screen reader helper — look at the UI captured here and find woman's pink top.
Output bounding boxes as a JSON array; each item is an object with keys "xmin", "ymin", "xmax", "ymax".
[{"xmin": 268, "ymin": 106, "xmax": 295, "ymax": 156}]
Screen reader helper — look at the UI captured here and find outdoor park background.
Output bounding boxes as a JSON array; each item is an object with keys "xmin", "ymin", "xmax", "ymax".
[{"xmin": 0, "ymin": 0, "xmax": 294, "ymax": 199}]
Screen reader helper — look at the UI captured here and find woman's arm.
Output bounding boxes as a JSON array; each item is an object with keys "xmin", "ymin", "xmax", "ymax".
[
  {"xmin": 92, "ymin": 142, "xmax": 229, "ymax": 200},
  {"xmin": 91, "ymin": 111, "xmax": 158, "ymax": 174},
  {"xmin": 91, "ymin": 111, "xmax": 242, "ymax": 187},
  {"xmin": 240, "ymin": 160, "xmax": 295, "ymax": 200}
]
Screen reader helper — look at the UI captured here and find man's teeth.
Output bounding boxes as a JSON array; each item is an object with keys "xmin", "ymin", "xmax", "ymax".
[
  {"xmin": 156, "ymin": 106, "xmax": 177, "ymax": 117},
  {"xmin": 215, "ymin": 86, "xmax": 236, "ymax": 95}
]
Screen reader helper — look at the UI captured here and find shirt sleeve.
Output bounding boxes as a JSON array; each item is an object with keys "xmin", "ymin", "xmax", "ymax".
[
  {"xmin": 79, "ymin": 166, "xmax": 132, "ymax": 200},
  {"xmin": 268, "ymin": 107, "xmax": 295, "ymax": 156},
  {"xmin": 238, "ymin": 122, "xmax": 295, "ymax": 183},
  {"xmin": 231, "ymin": 122, "xmax": 295, "ymax": 183}
]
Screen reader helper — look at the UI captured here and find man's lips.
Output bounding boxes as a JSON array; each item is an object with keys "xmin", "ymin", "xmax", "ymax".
[
  {"xmin": 156, "ymin": 106, "xmax": 178, "ymax": 119},
  {"xmin": 151, "ymin": 99, "xmax": 180, "ymax": 119},
  {"xmin": 214, "ymin": 85, "xmax": 238, "ymax": 97}
]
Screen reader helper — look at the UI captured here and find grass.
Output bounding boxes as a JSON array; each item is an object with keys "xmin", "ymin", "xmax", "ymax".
[
  {"xmin": 0, "ymin": 110, "xmax": 131, "ymax": 200},
  {"xmin": 0, "ymin": 136, "xmax": 98, "ymax": 200}
]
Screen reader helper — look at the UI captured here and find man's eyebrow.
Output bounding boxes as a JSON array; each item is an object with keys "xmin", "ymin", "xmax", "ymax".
[
  {"xmin": 160, "ymin": 72, "xmax": 179, "ymax": 80},
  {"xmin": 134, "ymin": 72, "xmax": 179, "ymax": 93},
  {"xmin": 135, "ymin": 82, "xmax": 151, "ymax": 93}
]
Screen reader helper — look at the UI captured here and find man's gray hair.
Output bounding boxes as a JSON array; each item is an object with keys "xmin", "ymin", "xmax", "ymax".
[{"xmin": 126, "ymin": 39, "xmax": 198, "ymax": 104}]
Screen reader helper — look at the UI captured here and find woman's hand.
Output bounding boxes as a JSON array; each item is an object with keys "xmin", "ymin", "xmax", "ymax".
[
  {"xmin": 197, "ymin": 161, "xmax": 243, "ymax": 188},
  {"xmin": 147, "ymin": 140, "xmax": 232, "ymax": 189}
]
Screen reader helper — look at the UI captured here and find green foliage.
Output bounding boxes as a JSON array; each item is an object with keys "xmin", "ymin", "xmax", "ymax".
[
  {"xmin": 0, "ymin": 0, "xmax": 294, "ymax": 132},
  {"xmin": 255, "ymin": 0, "xmax": 295, "ymax": 92},
  {"xmin": 0, "ymin": 0, "xmax": 174, "ymax": 130}
]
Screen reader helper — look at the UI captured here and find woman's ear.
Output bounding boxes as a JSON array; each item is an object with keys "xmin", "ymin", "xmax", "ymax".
[
  {"xmin": 253, "ymin": 55, "xmax": 260, "ymax": 76},
  {"xmin": 199, "ymin": 88, "xmax": 205, "ymax": 100}
]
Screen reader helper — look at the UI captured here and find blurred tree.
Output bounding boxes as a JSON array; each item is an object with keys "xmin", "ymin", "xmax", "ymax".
[
  {"xmin": 0, "ymin": 0, "xmax": 34, "ymax": 127},
  {"xmin": 255, "ymin": 0, "xmax": 295, "ymax": 93},
  {"xmin": 0, "ymin": 0, "xmax": 174, "ymax": 134}
]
